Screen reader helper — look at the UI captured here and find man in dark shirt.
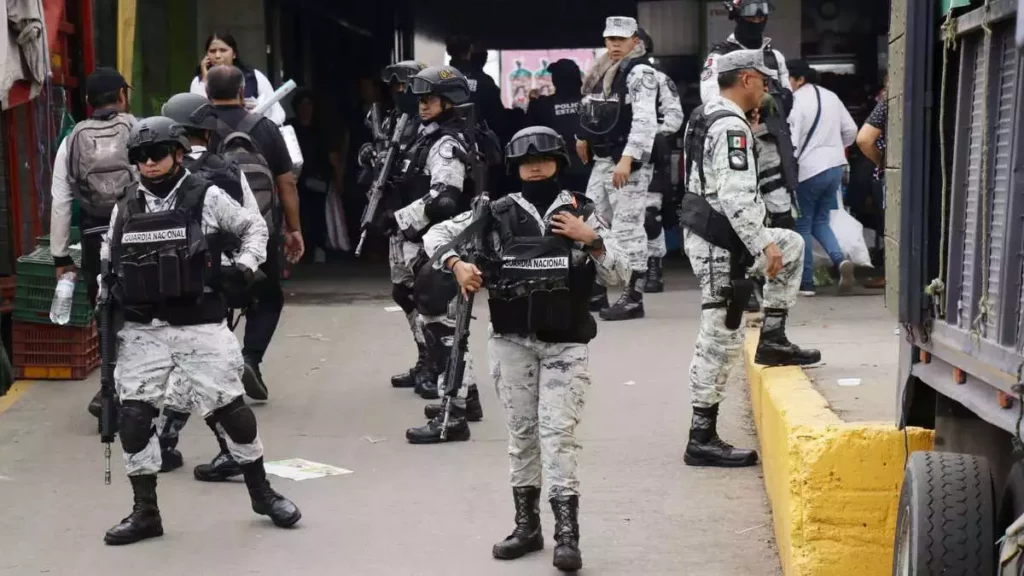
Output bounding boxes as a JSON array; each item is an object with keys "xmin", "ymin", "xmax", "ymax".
[
  {"xmin": 288, "ymin": 89, "xmax": 333, "ymax": 262},
  {"xmin": 856, "ymin": 97, "xmax": 887, "ymax": 288},
  {"xmin": 205, "ymin": 65, "xmax": 304, "ymax": 398},
  {"xmin": 446, "ymin": 35, "xmax": 508, "ymax": 144},
  {"xmin": 526, "ymin": 59, "xmax": 589, "ymax": 192}
]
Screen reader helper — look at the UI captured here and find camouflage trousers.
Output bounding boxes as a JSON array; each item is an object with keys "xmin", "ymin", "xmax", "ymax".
[
  {"xmin": 418, "ymin": 295, "xmax": 477, "ymax": 401},
  {"xmin": 684, "ymin": 227, "xmax": 804, "ymax": 407},
  {"xmin": 646, "ymin": 191, "xmax": 667, "ymax": 259},
  {"xmin": 489, "ymin": 329, "xmax": 591, "ymax": 500},
  {"xmin": 586, "ymin": 157, "xmax": 653, "ymax": 272},
  {"xmin": 116, "ymin": 321, "xmax": 263, "ymax": 476},
  {"xmin": 391, "ymin": 234, "xmax": 426, "ymax": 346}
]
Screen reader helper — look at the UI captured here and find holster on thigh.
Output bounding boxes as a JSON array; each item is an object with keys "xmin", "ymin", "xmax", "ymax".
[{"xmin": 709, "ymin": 252, "xmax": 755, "ymax": 330}]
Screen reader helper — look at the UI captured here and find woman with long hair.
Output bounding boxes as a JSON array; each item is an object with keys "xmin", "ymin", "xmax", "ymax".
[{"xmin": 190, "ymin": 31, "xmax": 286, "ymax": 126}]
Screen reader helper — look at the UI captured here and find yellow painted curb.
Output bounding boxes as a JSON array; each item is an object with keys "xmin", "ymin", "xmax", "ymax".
[
  {"xmin": 743, "ymin": 332, "xmax": 934, "ymax": 576},
  {"xmin": 0, "ymin": 381, "xmax": 34, "ymax": 415}
]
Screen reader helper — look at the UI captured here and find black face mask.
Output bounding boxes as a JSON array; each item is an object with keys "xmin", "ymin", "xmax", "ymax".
[
  {"xmin": 521, "ymin": 176, "xmax": 561, "ymax": 209},
  {"xmin": 141, "ymin": 164, "xmax": 185, "ymax": 199},
  {"xmin": 735, "ymin": 18, "xmax": 766, "ymax": 48}
]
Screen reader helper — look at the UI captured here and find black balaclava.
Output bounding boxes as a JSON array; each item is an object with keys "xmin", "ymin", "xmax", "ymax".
[
  {"xmin": 735, "ymin": 17, "xmax": 767, "ymax": 49},
  {"xmin": 520, "ymin": 160, "xmax": 562, "ymax": 214},
  {"xmin": 141, "ymin": 157, "xmax": 186, "ymax": 199}
]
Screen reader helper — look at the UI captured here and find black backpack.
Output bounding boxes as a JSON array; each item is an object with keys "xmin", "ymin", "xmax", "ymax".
[
  {"xmin": 184, "ymin": 151, "xmax": 245, "ymax": 206},
  {"xmin": 212, "ymin": 115, "xmax": 279, "ymax": 233}
]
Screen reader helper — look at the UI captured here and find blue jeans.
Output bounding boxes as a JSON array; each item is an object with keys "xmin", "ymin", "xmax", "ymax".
[{"xmin": 796, "ymin": 166, "xmax": 845, "ymax": 289}]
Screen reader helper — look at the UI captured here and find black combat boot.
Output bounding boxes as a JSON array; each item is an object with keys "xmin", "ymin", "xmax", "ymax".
[
  {"xmin": 242, "ymin": 355, "xmax": 269, "ymax": 401},
  {"xmin": 589, "ymin": 284, "xmax": 609, "ymax": 312},
  {"xmin": 405, "ymin": 412, "xmax": 471, "ymax": 444},
  {"xmin": 240, "ymin": 457, "xmax": 302, "ymax": 528},
  {"xmin": 104, "ymin": 475, "xmax": 163, "ymax": 545},
  {"xmin": 599, "ymin": 271, "xmax": 645, "ymax": 321},
  {"xmin": 158, "ymin": 408, "xmax": 190, "ymax": 473},
  {"xmin": 684, "ymin": 404, "xmax": 758, "ymax": 468},
  {"xmin": 754, "ymin": 308, "xmax": 822, "ymax": 367},
  {"xmin": 193, "ymin": 420, "xmax": 242, "ymax": 482},
  {"xmin": 550, "ymin": 496, "xmax": 583, "ymax": 572},
  {"xmin": 424, "ymin": 385, "xmax": 483, "ymax": 421},
  {"xmin": 493, "ymin": 486, "xmax": 545, "ymax": 560},
  {"xmin": 645, "ymin": 257, "xmax": 664, "ymax": 293},
  {"xmin": 392, "ymin": 341, "xmax": 428, "ymax": 388}
]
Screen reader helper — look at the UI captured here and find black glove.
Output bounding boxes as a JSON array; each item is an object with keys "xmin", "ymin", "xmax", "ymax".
[
  {"xmin": 768, "ymin": 211, "xmax": 796, "ymax": 230},
  {"xmin": 371, "ymin": 209, "xmax": 398, "ymax": 236},
  {"xmin": 357, "ymin": 143, "xmax": 376, "ymax": 168}
]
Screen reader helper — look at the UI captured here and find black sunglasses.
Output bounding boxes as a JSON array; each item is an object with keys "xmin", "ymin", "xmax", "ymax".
[{"xmin": 129, "ymin": 143, "xmax": 174, "ymax": 164}]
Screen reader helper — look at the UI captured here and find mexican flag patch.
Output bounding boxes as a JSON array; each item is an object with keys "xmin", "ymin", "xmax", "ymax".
[{"xmin": 729, "ymin": 134, "xmax": 747, "ymax": 150}]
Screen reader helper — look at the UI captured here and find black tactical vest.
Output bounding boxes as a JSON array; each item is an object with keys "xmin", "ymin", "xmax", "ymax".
[
  {"xmin": 486, "ymin": 194, "xmax": 598, "ymax": 344},
  {"xmin": 110, "ymin": 174, "xmax": 226, "ymax": 326},
  {"xmin": 578, "ymin": 58, "xmax": 645, "ymax": 159}
]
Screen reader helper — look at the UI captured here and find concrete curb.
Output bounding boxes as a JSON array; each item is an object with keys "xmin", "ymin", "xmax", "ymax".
[{"xmin": 743, "ymin": 332, "xmax": 934, "ymax": 576}]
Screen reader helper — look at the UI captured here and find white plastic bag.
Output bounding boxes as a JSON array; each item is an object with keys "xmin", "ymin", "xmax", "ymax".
[
  {"xmin": 325, "ymin": 183, "xmax": 351, "ymax": 252},
  {"xmin": 830, "ymin": 189, "xmax": 872, "ymax": 267}
]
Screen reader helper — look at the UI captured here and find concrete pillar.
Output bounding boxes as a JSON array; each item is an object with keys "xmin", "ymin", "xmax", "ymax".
[{"xmin": 884, "ymin": 0, "xmax": 907, "ymax": 315}]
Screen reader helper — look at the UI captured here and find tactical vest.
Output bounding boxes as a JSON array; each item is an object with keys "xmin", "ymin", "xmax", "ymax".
[
  {"xmin": 486, "ymin": 194, "xmax": 598, "ymax": 344},
  {"xmin": 578, "ymin": 58, "xmax": 645, "ymax": 159},
  {"xmin": 679, "ymin": 106, "xmax": 755, "ymax": 263},
  {"xmin": 397, "ymin": 120, "xmax": 474, "ymax": 211},
  {"xmin": 110, "ymin": 174, "xmax": 226, "ymax": 326}
]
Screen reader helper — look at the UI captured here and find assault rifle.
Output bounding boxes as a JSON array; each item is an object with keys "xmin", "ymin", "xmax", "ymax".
[
  {"xmin": 86, "ymin": 225, "xmax": 118, "ymax": 485},
  {"xmin": 355, "ymin": 108, "xmax": 409, "ymax": 256},
  {"xmin": 439, "ymin": 103, "xmax": 490, "ymax": 439}
]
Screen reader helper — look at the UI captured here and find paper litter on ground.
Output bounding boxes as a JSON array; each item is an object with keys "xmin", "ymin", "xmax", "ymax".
[
  {"xmin": 837, "ymin": 378, "xmax": 862, "ymax": 387},
  {"xmin": 384, "ymin": 306, "xmax": 403, "ymax": 312},
  {"xmin": 264, "ymin": 458, "xmax": 353, "ymax": 481}
]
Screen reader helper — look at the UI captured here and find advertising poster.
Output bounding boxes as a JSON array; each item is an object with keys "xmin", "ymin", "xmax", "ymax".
[{"xmin": 499, "ymin": 49, "xmax": 601, "ymax": 109}]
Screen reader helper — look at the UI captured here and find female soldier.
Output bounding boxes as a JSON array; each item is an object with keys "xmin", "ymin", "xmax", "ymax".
[
  {"xmin": 190, "ymin": 31, "xmax": 285, "ymax": 126},
  {"xmin": 422, "ymin": 126, "xmax": 630, "ymax": 572}
]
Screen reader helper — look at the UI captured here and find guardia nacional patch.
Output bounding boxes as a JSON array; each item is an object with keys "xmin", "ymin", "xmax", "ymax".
[
  {"xmin": 642, "ymin": 70, "xmax": 658, "ymax": 90},
  {"xmin": 700, "ymin": 67, "xmax": 713, "ymax": 82},
  {"xmin": 726, "ymin": 130, "xmax": 748, "ymax": 171}
]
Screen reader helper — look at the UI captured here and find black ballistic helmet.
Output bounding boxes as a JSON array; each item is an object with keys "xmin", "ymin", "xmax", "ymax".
[
  {"xmin": 725, "ymin": 0, "xmax": 774, "ymax": 19},
  {"xmin": 505, "ymin": 126, "xmax": 570, "ymax": 166},
  {"xmin": 409, "ymin": 66, "xmax": 472, "ymax": 105},
  {"xmin": 161, "ymin": 93, "xmax": 210, "ymax": 130},
  {"xmin": 127, "ymin": 116, "xmax": 191, "ymax": 160},
  {"xmin": 382, "ymin": 60, "xmax": 428, "ymax": 85}
]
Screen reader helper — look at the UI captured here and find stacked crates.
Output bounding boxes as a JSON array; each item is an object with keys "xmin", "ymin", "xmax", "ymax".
[{"xmin": 12, "ymin": 229, "xmax": 100, "ymax": 380}]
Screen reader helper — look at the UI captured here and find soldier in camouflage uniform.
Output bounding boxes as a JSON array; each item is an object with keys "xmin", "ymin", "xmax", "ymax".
[
  {"xmin": 383, "ymin": 66, "xmax": 483, "ymax": 444},
  {"xmin": 636, "ymin": 27, "xmax": 685, "ymax": 293},
  {"xmin": 100, "ymin": 117, "xmax": 299, "ymax": 545},
  {"xmin": 681, "ymin": 51, "xmax": 820, "ymax": 468},
  {"xmin": 577, "ymin": 16, "xmax": 659, "ymax": 321},
  {"xmin": 424, "ymin": 126, "xmax": 629, "ymax": 572}
]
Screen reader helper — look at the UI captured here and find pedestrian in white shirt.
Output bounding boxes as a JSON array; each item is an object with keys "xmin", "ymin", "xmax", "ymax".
[
  {"xmin": 787, "ymin": 60, "xmax": 858, "ymax": 295},
  {"xmin": 189, "ymin": 31, "xmax": 285, "ymax": 126}
]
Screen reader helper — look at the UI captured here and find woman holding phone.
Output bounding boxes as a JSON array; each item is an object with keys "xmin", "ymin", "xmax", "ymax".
[{"xmin": 190, "ymin": 31, "xmax": 286, "ymax": 126}]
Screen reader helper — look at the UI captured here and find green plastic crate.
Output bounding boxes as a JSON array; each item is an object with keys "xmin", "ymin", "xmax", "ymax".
[{"xmin": 13, "ymin": 296, "xmax": 94, "ymax": 327}]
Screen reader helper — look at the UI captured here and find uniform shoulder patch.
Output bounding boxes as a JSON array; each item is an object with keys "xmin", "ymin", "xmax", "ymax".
[
  {"xmin": 666, "ymin": 78, "xmax": 679, "ymax": 96},
  {"xmin": 436, "ymin": 137, "xmax": 460, "ymax": 160},
  {"xmin": 641, "ymin": 69, "xmax": 658, "ymax": 90},
  {"xmin": 701, "ymin": 68, "xmax": 713, "ymax": 82},
  {"xmin": 725, "ymin": 129, "xmax": 749, "ymax": 171}
]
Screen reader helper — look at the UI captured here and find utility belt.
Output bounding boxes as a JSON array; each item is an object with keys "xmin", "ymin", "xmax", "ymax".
[
  {"xmin": 488, "ymin": 237, "xmax": 573, "ymax": 336},
  {"xmin": 121, "ymin": 292, "xmax": 227, "ymax": 326},
  {"xmin": 678, "ymin": 192, "xmax": 756, "ymax": 330}
]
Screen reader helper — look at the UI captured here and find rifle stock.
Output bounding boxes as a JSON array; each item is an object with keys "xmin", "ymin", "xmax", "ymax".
[{"xmin": 355, "ymin": 113, "xmax": 410, "ymax": 256}]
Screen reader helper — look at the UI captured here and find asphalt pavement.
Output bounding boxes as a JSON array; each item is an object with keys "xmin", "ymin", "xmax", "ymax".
[{"xmin": 0, "ymin": 262, "xmax": 781, "ymax": 576}]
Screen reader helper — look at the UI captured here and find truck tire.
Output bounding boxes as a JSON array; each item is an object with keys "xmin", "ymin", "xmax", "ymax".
[
  {"xmin": 893, "ymin": 451, "xmax": 995, "ymax": 576},
  {"xmin": 999, "ymin": 462, "xmax": 1024, "ymax": 533}
]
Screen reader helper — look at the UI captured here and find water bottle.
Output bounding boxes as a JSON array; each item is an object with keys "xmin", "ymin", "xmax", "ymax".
[{"xmin": 49, "ymin": 271, "xmax": 76, "ymax": 325}]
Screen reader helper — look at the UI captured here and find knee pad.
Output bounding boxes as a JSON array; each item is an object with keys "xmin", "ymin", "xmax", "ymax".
[
  {"xmin": 119, "ymin": 400, "xmax": 158, "ymax": 454},
  {"xmin": 644, "ymin": 206, "xmax": 663, "ymax": 240},
  {"xmin": 391, "ymin": 283, "xmax": 416, "ymax": 315},
  {"xmin": 210, "ymin": 396, "xmax": 258, "ymax": 445}
]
